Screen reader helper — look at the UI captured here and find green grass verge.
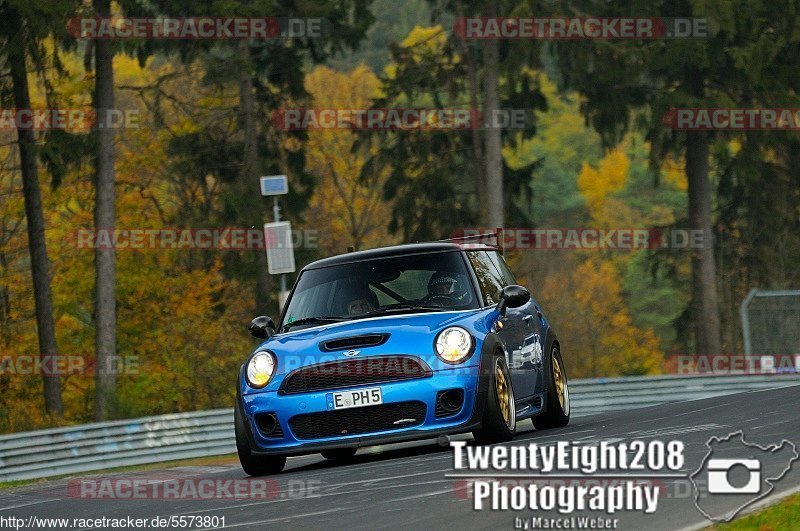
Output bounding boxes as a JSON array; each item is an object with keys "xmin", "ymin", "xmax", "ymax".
[{"xmin": 710, "ymin": 491, "xmax": 800, "ymax": 530}]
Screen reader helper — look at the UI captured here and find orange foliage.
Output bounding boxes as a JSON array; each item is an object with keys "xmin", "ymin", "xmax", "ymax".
[
  {"xmin": 0, "ymin": 54, "xmax": 254, "ymax": 432},
  {"xmin": 538, "ymin": 259, "xmax": 663, "ymax": 378}
]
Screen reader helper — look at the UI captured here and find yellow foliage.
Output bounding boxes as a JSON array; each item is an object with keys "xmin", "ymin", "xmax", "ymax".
[
  {"xmin": 303, "ymin": 65, "xmax": 396, "ymax": 254},
  {"xmin": 538, "ymin": 259, "xmax": 663, "ymax": 378},
  {"xmin": 400, "ymin": 25, "xmax": 448, "ymax": 54},
  {"xmin": 661, "ymin": 156, "xmax": 688, "ymax": 192},
  {"xmin": 577, "ymin": 148, "xmax": 629, "ymax": 214},
  {"xmin": 0, "ymin": 49, "xmax": 253, "ymax": 432},
  {"xmin": 386, "ymin": 25, "xmax": 457, "ymax": 80}
]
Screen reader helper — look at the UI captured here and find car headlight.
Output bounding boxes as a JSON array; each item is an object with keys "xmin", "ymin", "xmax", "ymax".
[
  {"xmin": 435, "ymin": 327, "xmax": 474, "ymax": 364},
  {"xmin": 246, "ymin": 351, "xmax": 276, "ymax": 389}
]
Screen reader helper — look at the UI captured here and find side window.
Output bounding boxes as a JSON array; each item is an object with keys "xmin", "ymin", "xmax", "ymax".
[
  {"xmin": 487, "ymin": 251, "xmax": 517, "ymax": 286},
  {"xmin": 466, "ymin": 251, "xmax": 504, "ymax": 306}
]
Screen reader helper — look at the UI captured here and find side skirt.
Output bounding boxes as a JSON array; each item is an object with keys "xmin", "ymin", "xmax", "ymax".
[{"xmin": 515, "ymin": 392, "xmax": 546, "ymax": 421}]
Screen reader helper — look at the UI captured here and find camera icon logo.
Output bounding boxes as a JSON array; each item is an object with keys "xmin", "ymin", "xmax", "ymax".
[
  {"xmin": 706, "ymin": 458, "xmax": 760, "ymax": 494},
  {"xmin": 690, "ymin": 431, "xmax": 797, "ymax": 522}
]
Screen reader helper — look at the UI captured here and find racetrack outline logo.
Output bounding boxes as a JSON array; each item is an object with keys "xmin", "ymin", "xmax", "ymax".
[{"xmin": 690, "ymin": 430, "xmax": 798, "ymax": 522}]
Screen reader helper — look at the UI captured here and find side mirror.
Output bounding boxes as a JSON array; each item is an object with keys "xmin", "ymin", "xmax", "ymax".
[
  {"xmin": 248, "ymin": 316, "xmax": 277, "ymax": 339},
  {"xmin": 496, "ymin": 285, "xmax": 531, "ymax": 316}
]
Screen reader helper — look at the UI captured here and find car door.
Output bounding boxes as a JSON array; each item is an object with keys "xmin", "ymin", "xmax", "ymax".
[
  {"xmin": 466, "ymin": 251, "xmax": 535, "ymax": 398},
  {"xmin": 485, "ymin": 251, "xmax": 543, "ymax": 398}
]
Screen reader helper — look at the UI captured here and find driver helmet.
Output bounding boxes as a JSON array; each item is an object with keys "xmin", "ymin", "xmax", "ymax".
[{"xmin": 428, "ymin": 271, "xmax": 466, "ymax": 298}]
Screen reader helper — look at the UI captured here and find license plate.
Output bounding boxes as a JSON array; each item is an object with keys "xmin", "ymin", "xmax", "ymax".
[{"xmin": 328, "ymin": 387, "xmax": 382, "ymax": 410}]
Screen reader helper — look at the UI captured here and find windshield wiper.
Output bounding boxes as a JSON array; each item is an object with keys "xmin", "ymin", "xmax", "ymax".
[
  {"xmin": 282, "ymin": 316, "xmax": 347, "ymax": 331},
  {"xmin": 362, "ymin": 304, "xmax": 446, "ymax": 316}
]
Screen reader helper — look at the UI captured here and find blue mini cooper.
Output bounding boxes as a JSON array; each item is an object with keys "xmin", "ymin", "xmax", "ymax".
[{"xmin": 235, "ymin": 238, "xmax": 570, "ymax": 475}]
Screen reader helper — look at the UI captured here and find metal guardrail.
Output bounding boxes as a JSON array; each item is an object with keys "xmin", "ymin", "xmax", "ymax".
[
  {"xmin": 0, "ymin": 410, "xmax": 235, "ymax": 482},
  {"xmin": 569, "ymin": 373, "xmax": 800, "ymax": 417},
  {"xmin": 1, "ymin": 373, "xmax": 798, "ymax": 482}
]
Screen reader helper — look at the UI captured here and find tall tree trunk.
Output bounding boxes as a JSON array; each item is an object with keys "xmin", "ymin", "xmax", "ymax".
[
  {"xmin": 468, "ymin": 57, "xmax": 485, "ymax": 223},
  {"xmin": 686, "ymin": 131, "xmax": 722, "ymax": 355},
  {"xmin": 482, "ymin": 2, "xmax": 503, "ymax": 228},
  {"xmin": 7, "ymin": 14, "xmax": 63, "ymax": 416},
  {"xmin": 238, "ymin": 41, "xmax": 273, "ymax": 316},
  {"xmin": 93, "ymin": 0, "xmax": 117, "ymax": 420},
  {"xmin": 456, "ymin": 1, "xmax": 485, "ymax": 225}
]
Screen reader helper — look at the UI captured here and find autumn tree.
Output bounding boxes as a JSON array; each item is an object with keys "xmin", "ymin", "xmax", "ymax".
[
  {"xmin": 539, "ymin": 259, "xmax": 663, "ymax": 378},
  {"xmin": 0, "ymin": 51, "xmax": 262, "ymax": 429},
  {"xmin": 551, "ymin": 0, "xmax": 800, "ymax": 354},
  {"xmin": 304, "ymin": 65, "xmax": 395, "ymax": 253},
  {"xmin": 363, "ymin": 23, "xmax": 543, "ymax": 241},
  {"xmin": 0, "ymin": 0, "xmax": 83, "ymax": 416},
  {"xmin": 121, "ymin": 0, "xmax": 373, "ymax": 314}
]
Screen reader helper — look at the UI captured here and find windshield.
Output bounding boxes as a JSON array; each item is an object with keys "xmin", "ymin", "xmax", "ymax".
[{"xmin": 280, "ymin": 251, "xmax": 478, "ymax": 331}]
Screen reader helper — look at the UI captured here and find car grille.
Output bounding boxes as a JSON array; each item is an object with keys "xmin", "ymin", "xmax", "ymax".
[
  {"xmin": 281, "ymin": 356, "xmax": 431, "ymax": 394},
  {"xmin": 289, "ymin": 401, "xmax": 426, "ymax": 440}
]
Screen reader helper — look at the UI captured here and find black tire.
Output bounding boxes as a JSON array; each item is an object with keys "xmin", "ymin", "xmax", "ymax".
[
  {"xmin": 235, "ymin": 402, "xmax": 286, "ymax": 475},
  {"xmin": 473, "ymin": 354, "xmax": 516, "ymax": 444},
  {"xmin": 321, "ymin": 448, "xmax": 357, "ymax": 461},
  {"xmin": 533, "ymin": 344, "xmax": 570, "ymax": 430}
]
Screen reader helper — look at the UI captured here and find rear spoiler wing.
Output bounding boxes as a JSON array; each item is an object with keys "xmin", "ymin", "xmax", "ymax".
[{"xmin": 436, "ymin": 228, "xmax": 505, "ymax": 254}]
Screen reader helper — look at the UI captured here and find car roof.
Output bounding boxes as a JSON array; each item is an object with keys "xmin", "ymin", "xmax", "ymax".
[{"xmin": 302, "ymin": 242, "xmax": 499, "ymax": 270}]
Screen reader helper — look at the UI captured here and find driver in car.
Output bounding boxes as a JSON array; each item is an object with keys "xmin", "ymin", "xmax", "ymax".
[
  {"xmin": 426, "ymin": 272, "xmax": 469, "ymax": 303},
  {"xmin": 347, "ymin": 297, "xmax": 375, "ymax": 316},
  {"xmin": 346, "ymin": 284, "xmax": 379, "ymax": 316}
]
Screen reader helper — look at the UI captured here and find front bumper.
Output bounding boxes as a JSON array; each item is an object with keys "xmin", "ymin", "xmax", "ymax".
[{"xmin": 239, "ymin": 367, "xmax": 484, "ymax": 456}]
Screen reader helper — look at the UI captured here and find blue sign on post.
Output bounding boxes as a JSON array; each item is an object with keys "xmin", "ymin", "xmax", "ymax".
[{"xmin": 260, "ymin": 175, "xmax": 289, "ymax": 196}]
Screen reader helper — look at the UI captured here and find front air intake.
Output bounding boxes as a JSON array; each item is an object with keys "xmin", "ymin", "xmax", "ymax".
[
  {"xmin": 289, "ymin": 401, "xmax": 426, "ymax": 439},
  {"xmin": 435, "ymin": 389, "xmax": 465, "ymax": 417},
  {"xmin": 254, "ymin": 413, "xmax": 284, "ymax": 438},
  {"xmin": 320, "ymin": 334, "xmax": 390, "ymax": 352}
]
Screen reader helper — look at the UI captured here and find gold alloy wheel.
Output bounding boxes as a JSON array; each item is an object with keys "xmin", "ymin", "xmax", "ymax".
[
  {"xmin": 495, "ymin": 358, "xmax": 515, "ymax": 429},
  {"xmin": 553, "ymin": 354, "xmax": 567, "ymax": 411}
]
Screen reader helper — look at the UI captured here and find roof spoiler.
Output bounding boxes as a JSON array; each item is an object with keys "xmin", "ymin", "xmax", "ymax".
[{"xmin": 436, "ymin": 228, "xmax": 505, "ymax": 254}]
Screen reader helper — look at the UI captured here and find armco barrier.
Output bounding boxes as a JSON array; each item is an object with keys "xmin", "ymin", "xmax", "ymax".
[{"xmin": 1, "ymin": 373, "xmax": 798, "ymax": 482}]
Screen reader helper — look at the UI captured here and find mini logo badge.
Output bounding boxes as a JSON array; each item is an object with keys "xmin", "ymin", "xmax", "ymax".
[{"xmin": 343, "ymin": 350, "xmax": 360, "ymax": 357}]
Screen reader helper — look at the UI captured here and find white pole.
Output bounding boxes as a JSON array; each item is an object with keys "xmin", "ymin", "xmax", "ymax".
[
  {"xmin": 740, "ymin": 288, "xmax": 758, "ymax": 358},
  {"xmin": 273, "ymin": 196, "xmax": 288, "ymax": 311}
]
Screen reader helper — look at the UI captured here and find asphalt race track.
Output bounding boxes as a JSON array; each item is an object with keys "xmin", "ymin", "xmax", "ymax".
[{"xmin": 2, "ymin": 383, "xmax": 798, "ymax": 530}]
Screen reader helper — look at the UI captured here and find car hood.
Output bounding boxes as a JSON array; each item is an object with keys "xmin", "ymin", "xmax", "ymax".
[{"xmin": 242, "ymin": 309, "xmax": 496, "ymax": 395}]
